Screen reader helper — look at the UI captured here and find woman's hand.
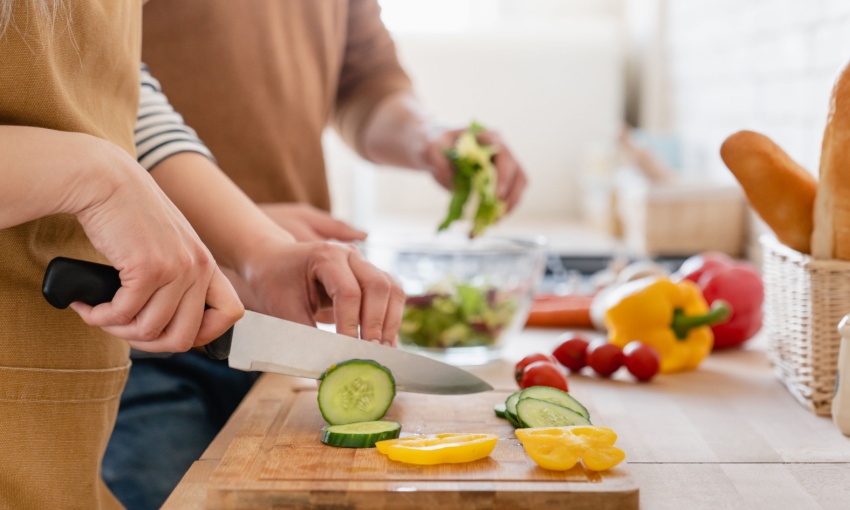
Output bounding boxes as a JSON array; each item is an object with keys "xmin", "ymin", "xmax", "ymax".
[
  {"xmin": 142, "ymin": 152, "xmax": 402, "ymax": 347},
  {"xmin": 0, "ymin": 127, "xmax": 244, "ymax": 353},
  {"xmin": 240, "ymin": 239, "xmax": 404, "ymax": 346},
  {"xmin": 69, "ymin": 138, "xmax": 244, "ymax": 352}
]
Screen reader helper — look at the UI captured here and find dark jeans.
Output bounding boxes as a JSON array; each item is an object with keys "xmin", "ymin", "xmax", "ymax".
[{"xmin": 102, "ymin": 352, "xmax": 258, "ymax": 510}]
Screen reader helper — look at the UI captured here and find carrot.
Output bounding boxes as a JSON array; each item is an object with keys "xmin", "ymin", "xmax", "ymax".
[{"xmin": 525, "ymin": 294, "xmax": 594, "ymax": 329}]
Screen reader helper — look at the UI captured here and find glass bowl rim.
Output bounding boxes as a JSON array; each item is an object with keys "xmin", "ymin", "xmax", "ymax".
[{"xmin": 358, "ymin": 234, "xmax": 549, "ymax": 256}]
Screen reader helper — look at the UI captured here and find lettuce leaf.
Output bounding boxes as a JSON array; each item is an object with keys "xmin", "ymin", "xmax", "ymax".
[{"xmin": 437, "ymin": 122, "xmax": 506, "ymax": 237}]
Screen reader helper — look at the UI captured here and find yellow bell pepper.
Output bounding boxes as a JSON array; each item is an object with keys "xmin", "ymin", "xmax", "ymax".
[
  {"xmin": 515, "ymin": 426, "xmax": 625, "ymax": 472},
  {"xmin": 375, "ymin": 433, "xmax": 498, "ymax": 465},
  {"xmin": 604, "ymin": 278, "xmax": 731, "ymax": 374}
]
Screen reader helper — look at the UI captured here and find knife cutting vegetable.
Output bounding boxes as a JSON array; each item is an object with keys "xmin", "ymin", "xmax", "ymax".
[
  {"xmin": 41, "ymin": 257, "xmax": 493, "ymax": 395},
  {"xmin": 438, "ymin": 121, "xmax": 507, "ymax": 237}
]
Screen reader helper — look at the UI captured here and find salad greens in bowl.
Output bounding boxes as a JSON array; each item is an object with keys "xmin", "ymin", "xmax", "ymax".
[{"xmin": 361, "ymin": 236, "xmax": 547, "ymax": 365}]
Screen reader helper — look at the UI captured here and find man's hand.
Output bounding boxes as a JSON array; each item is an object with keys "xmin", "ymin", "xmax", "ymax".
[
  {"xmin": 359, "ymin": 93, "xmax": 528, "ymax": 213},
  {"xmin": 260, "ymin": 202, "xmax": 367, "ymax": 242},
  {"xmin": 424, "ymin": 127, "xmax": 528, "ymax": 212}
]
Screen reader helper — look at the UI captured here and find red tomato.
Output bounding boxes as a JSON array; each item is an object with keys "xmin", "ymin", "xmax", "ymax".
[
  {"xmin": 515, "ymin": 353, "xmax": 557, "ymax": 385},
  {"xmin": 623, "ymin": 341, "xmax": 661, "ymax": 382},
  {"xmin": 519, "ymin": 361, "xmax": 569, "ymax": 391},
  {"xmin": 586, "ymin": 340, "xmax": 625, "ymax": 378},
  {"xmin": 552, "ymin": 335, "xmax": 590, "ymax": 372},
  {"xmin": 514, "ymin": 352, "xmax": 557, "ymax": 384}
]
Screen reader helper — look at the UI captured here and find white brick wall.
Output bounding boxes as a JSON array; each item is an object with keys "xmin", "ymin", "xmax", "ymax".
[{"xmin": 665, "ymin": 0, "xmax": 850, "ymax": 179}]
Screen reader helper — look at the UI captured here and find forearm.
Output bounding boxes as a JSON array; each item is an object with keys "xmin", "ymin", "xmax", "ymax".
[
  {"xmin": 0, "ymin": 126, "xmax": 119, "ymax": 228},
  {"xmin": 359, "ymin": 92, "xmax": 444, "ymax": 170},
  {"xmin": 150, "ymin": 152, "xmax": 294, "ymax": 276}
]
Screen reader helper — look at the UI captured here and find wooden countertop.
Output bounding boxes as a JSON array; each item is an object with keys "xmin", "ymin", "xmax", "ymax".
[{"xmin": 163, "ymin": 330, "xmax": 850, "ymax": 510}]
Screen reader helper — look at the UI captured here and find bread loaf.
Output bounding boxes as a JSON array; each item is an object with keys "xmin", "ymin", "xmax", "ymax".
[
  {"xmin": 720, "ymin": 130, "xmax": 816, "ymax": 254},
  {"xmin": 812, "ymin": 63, "xmax": 850, "ymax": 260}
]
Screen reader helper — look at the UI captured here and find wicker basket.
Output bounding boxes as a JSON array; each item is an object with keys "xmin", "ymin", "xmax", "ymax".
[
  {"xmin": 617, "ymin": 181, "xmax": 746, "ymax": 257},
  {"xmin": 761, "ymin": 235, "xmax": 850, "ymax": 415}
]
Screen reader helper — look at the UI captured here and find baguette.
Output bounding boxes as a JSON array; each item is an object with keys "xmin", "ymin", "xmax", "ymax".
[
  {"xmin": 720, "ymin": 130, "xmax": 817, "ymax": 254},
  {"xmin": 812, "ymin": 63, "xmax": 850, "ymax": 260}
]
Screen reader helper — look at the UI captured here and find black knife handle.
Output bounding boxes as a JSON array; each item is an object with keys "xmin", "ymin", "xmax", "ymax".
[
  {"xmin": 42, "ymin": 257, "xmax": 233, "ymax": 360},
  {"xmin": 204, "ymin": 329, "xmax": 233, "ymax": 360},
  {"xmin": 42, "ymin": 257, "xmax": 121, "ymax": 309}
]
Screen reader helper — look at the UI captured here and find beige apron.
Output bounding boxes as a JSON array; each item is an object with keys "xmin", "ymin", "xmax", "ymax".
[{"xmin": 0, "ymin": 1, "xmax": 141, "ymax": 508}]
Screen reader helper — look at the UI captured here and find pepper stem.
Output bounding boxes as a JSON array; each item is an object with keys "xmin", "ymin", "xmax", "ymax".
[{"xmin": 671, "ymin": 300, "xmax": 732, "ymax": 340}]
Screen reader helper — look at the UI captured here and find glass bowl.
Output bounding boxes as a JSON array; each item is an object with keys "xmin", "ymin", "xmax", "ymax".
[{"xmin": 361, "ymin": 235, "xmax": 547, "ymax": 365}]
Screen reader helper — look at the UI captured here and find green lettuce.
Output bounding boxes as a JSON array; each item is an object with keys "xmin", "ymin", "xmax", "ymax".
[
  {"xmin": 400, "ymin": 284, "xmax": 517, "ymax": 349},
  {"xmin": 438, "ymin": 122, "xmax": 507, "ymax": 237}
]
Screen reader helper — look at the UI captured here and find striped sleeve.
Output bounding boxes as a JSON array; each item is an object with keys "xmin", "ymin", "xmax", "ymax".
[{"xmin": 136, "ymin": 64, "xmax": 214, "ymax": 171}]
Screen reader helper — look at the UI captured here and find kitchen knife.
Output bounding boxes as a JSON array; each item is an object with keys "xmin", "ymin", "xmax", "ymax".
[{"xmin": 41, "ymin": 257, "xmax": 493, "ymax": 395}]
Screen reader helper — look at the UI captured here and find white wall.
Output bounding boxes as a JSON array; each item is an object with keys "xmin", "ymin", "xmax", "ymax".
[
  {"xmin": 664, "ymin": 0, "xmax": 850, "ymax": 179},
  {"xmin": 326, "ymin": 3, "xmax": 625, "ymax": 231}
]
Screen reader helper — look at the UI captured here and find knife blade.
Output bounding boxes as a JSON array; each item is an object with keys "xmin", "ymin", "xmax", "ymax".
[
  {"xmin": 41, "ymin": 257, "xmax": 493, "ymax": 395},
  {"xmin": 228, "ymin": 310, "xmax": 492, "ymax": 394}
]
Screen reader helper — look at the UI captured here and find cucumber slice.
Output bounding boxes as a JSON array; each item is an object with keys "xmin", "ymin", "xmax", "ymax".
[
  {"xmin": 518, "ymin": 386, "xmax": 590, "ymax": 419},
  {"xmin": 506, "ymin": 412, "xmax": 522, "ymax": 428},
  {"xmin": 318, "ymin": 359, "xmax": 396, "ymax": 425},
  {"xmin": 516, "ymin": 398, "xmax": 592, "ymax": 428},
  {"xmin": 321, "ymin": 420, "xmax": 402, "ymax": 448},
  {"xmin": 494, "ymin": 402, "xmax": 507, "ymax": 419},
  {"xmin": 505, "ymin": 391, "xmax": 523, "ymax": 428},
  {"xmin": 505, "ymin": 391, "xmax": 522, "ymax": 418}
]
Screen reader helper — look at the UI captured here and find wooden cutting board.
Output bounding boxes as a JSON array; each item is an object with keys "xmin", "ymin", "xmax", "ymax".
[{"xmin": 206, "ymin": 383, "xmax": 638, "ymax": 509}]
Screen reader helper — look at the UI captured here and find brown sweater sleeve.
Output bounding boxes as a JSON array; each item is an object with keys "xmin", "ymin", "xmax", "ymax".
[{"xmin": 334, "ymin": 0, "xmax": 413, "ymax": 155}]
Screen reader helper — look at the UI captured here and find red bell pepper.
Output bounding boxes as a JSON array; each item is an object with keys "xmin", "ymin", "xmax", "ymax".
[{"xmin": 673, "ymin": 252, "xmax": 764, "ymax": 350}]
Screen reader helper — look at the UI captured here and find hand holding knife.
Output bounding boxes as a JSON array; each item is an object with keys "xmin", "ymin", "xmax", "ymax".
[{"xmin": 42, "ymin": 257, "xmax": 492, "ymax": 395}]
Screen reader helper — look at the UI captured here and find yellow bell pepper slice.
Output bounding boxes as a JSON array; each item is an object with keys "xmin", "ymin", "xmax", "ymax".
[
  {"xmin": 581, "ymin": 445, "xmax": 626, "ymax": 471},
  {"xmin": 375, "ymin": 433, "xmax": 498, "ymax": 465},
  {"xmin": 515, "ymin": 426, "xmax": 625, "ymax": 472},
  {"xmin": 514, "ymin": 429, "xmax": 582, "ymax": 471}
]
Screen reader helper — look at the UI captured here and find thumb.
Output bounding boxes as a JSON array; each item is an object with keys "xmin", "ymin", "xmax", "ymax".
[{"xmin": 193, "ymin": 270, "xmax": 244, "ymax": 346}]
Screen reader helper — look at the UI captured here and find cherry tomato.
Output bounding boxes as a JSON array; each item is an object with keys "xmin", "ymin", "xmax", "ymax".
[
  {"xmin": 515, "ymin": 353, "xmax": 557, "ymax": 385},
  {"xmin": 586, "ymin": 340, "xmax": 625, "ymax": 378},
  {"xmin": 519, "ymin": 361, "xmax": 569, "ymax": 391},
  {"xmin": 552, "ymin": 335, "xmax": 590, "ymax": 372},
  {"xmin": 623, "ymin": 341, "xmax": 661, "ymax": 382}
]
